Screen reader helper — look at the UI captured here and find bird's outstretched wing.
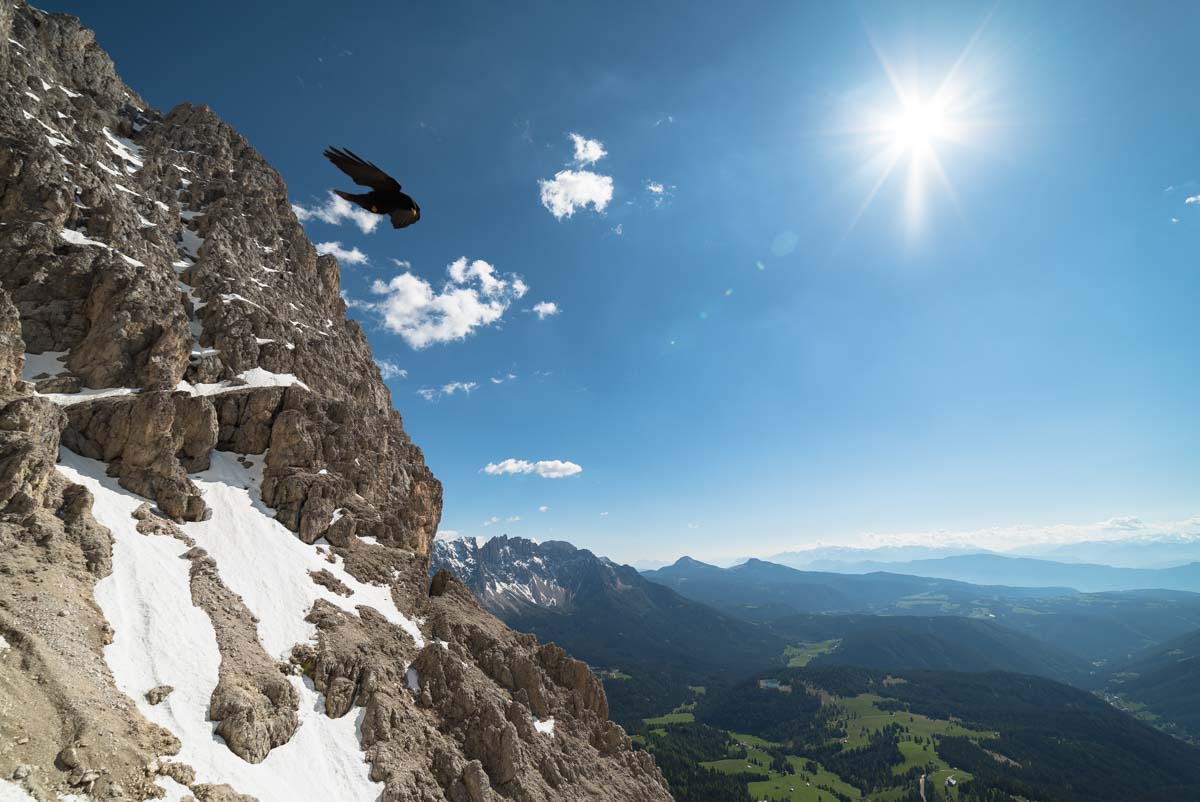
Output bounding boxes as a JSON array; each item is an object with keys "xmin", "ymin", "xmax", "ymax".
[{"xmin": 323, "ymin": 147, "xmax": 401, "ymax": 192}]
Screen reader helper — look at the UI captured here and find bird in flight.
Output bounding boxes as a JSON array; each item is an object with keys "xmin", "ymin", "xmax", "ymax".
[{"xmin": 322, "ymin": 147, "xmax": 421, "ymax": 229}]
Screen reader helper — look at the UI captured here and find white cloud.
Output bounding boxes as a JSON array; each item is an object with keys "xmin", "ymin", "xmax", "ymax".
[
  {"xmin": 367, "ymin": 257, "xmax": 529, "ymax": 348},
  {"xmin": 531, "ymin": 301, "xmax": 559, "ymax": 319},
  {"xmin": 1171, "ymin": 217, "xmax": 1181, "ymax": 224},
  {"xmin": 416, "ymin": 380, "xmax": 479, "ymax": 401},
  {"xmin": 483, "ymin": 516, "xmax": 500, "ymax": 527},
  {"xmin": 1186, "ymin": 195, "xmax": 1200, "ymax": 204},
  {"xmin": 786, "ymin": 514, "xmax": 1200, "ymax": 553},
  {"xmin": 390, "ymin": 258, "xmax": 411, "ymax": 269},
  {"xmin": 612, "ymin": 223, "xmax": 624, "ymax": 236},
  {"xmin": 483, "ymin": 459, "xmax": 583, "ymax": 479},
  {"xmin": 539, "ymin": 170, "xmax": 613, "ymax": 219},
  {"xmin": 600, "ymin": 511, "xmax": 609, "ymax": 518},
  {"xmin": 687, "ymin": 522, "xmax": 700, "ymax": 530},
  {"xmin": 315, "ymin": 241, "xmax": 368, "ymax": 265},
  {"xmin": 376, "ymin": 359, "xmax": 407, "ymax": 380},
  {"xmin": 507, "ymin": 515, "xmax": 521, "ymax": 523},
  {"xmin": 292, "ymin": 191, "xmax": 380, "ymax": 234},
  {"xmin": 569, "ymin": 133, "xmax": 607, "ymax": 165},
  {"xmin": 538, "ymin": 505, "xmax": 550, "ymax": 513},
  {"xmin": 645, "ymin": 179, "xmax": 675, "ymax": 207},
  {"xmin": 435, "ymin": 529, "xmax": 459, "ymax": 540}
]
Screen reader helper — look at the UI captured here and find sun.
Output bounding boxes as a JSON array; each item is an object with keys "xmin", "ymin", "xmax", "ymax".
[
  {"xmin": 841, "ymin": 19, "xmax": 996, "ymax": 239},
  {"xmin": 888, "ymin": 98, "xmax": 951, "ymax": 152}
]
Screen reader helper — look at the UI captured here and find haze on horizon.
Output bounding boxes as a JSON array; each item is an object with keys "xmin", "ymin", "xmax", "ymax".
[{"xmin": 50, "ymin": 0, "xmax": 1200, "ymax": 566}]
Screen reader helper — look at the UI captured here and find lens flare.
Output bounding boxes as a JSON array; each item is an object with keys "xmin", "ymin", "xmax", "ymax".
[{"xmin": 840, "ymin": 13, "xmax": 998, "ymax": 239}]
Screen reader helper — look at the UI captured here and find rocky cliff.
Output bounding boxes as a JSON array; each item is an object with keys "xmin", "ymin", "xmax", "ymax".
[{"xmin": 0, "ymin": 4, "xmax": 670, "ymax": 801}]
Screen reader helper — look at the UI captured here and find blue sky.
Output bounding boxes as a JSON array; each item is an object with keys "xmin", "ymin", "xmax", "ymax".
[{"xmin": 50, "ymin": 1, "xmax": 1199, "ymax": 563}]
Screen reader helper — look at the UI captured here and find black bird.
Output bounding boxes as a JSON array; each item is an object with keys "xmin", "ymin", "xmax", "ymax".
[{"xmin": 323, "ymin": 146, "xmax": 420, "ymax": 229}]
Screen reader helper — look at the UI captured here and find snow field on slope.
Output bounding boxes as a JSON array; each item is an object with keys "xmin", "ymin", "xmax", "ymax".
[
  {"xmin": 181, "ymin": 451, "xmax": 423, "ymax": 656},
  {"xmin": 58, "ymin": 450, "xmax": 387, "ymax": 802}
]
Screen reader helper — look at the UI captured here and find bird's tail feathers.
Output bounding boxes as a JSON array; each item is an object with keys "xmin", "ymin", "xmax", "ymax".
[{"xmin": 333, "ymin": 189, "xmax": 366, "ymax": 203}]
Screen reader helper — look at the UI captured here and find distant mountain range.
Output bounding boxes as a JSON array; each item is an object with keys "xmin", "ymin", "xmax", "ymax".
[
  {"xmin": 430, "ymin": 536, "xmax": 787, "ymax": 727},
  {"xmin": 778, "ymin": 552, "xmax": 1200, "ymax": 593},
  {"xmin": 764, "ymin": 532, "xmax": 1200, "ymax": 571},
  {"xmin": 641, "ymin": 555, "xmax": 1073, "ymax": 620},
  {"xmin": 643, "ymin": 556, "xmax": 1200, "ymax": 664}
]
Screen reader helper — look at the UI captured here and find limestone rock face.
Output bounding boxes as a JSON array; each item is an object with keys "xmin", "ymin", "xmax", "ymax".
[{"xmin": 0, "ymin": 3, "xmax": 670, "ymax": 802}]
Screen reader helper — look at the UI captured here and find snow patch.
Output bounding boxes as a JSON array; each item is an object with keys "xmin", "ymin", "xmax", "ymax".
[
  {"xmin": 179, "ymin": 227, "xmax": 204, "ymax": 258},
  {"xmin": 102, "ymin": 127, "xmax": 143, "ymax": 170},
  {"xmin": 219, "ymin": 293, "xmax": 263, "ymax": 310},
  {"xmin": 59, "ymin": 228, "xmax": 106, "ymax": 248},
  {"xmin": 60, "ymin": 450, "xmax": 385, "ymax": 802},
  {"xmin": 153, "ymin": 777, "xmax": 192, "ymax": 802},
  {"xmin": 0, "ymin": 634, "xmax": 9, "ymax": 652},
  {"xmin": 177, "ymin": 369, "xmax": 309, "ymax": 398},
  {"xmin": 406, "ymin": 666, "xmax": 419, "ymax": 692},
  {"xmin": 181, "ymin": 452, "xmax": 425, "ymax": 657},
  {"xmin": 534, "ymin": 716, "xmax": 556, "ymax": 736},
  {"xmin": 23, "ymin": 90, "xmax": 39, "ymax": 102},
  {"xmin": 22, "ymin": 350, "xmax": 67, "ymax": 381},
  {"xmin": 38, "ymin": 387, "xmax": 138, "ymax": 406},
  {"xmin": 56, "ymin": 84, "xmax": 81, "ymax": 98},
  {"xmin": 0, "ymin": 780, "xmax": 37, "ymax": 802}
]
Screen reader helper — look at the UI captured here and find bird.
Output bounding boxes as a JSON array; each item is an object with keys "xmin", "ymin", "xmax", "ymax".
[{"xmin": 322, "ymin": 146, "xmax": 420, "ymax": 229}]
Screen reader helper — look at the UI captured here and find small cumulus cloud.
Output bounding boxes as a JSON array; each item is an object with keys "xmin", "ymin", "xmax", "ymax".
[
  {"xmin": 293, "ymin": 191, "xmax": 380, "ymax": 234},
  {"xmin": 507, "ymin": 515, "xmax": 521, "ymax": 523},
  {"xmin": 315, "ymin": 241, "xmax": 368, "ymax": 265},
  {"xmin": 483, "ymin": 459, "xmax": 584, "ymax": 479},
  {"xmin": 531, "ymin": 301, "xmax": 560, "ymax": 319},
  {"xmin": 569, "ymin": 133, "xmax": 607, "ymax": 165},
  {"xmin": 653, "ymin": 114, "xmax": 675, "ymax": 127},
  {"xmin": 599, "ymin": 511, "xmax": 609, "ymax": 518},
  {"xmin": 539, "ymin": 170, "xmax": 613, "ymax": 219},
  {"xmin": 390, "ymin": 258, "xmax": 411, "ymax": 269},
  {"xmin": 1187, "ymin": 195, "xmax": 1200, "ymax": 204},
  {"xmin": 612, "ymin": 223, "xmax": 624, "ymax": 236},
  {"xmin": 435, "ymin": 529, "xmax": 459, "ymax": 540},
  {"xmin": 645, "ymin": 179, "xmax": 676, "ymax": 207},
  {"xmin": 483, "ymin": 516, "xmax": 501, "ymax": 527},
  {"xmin": 364, "ymin": 257, "xmax": 528, "ymax": 348},
  {"xmin": 538, "ymin": 505, "xmax": 550, "ymax": 513},
  {"xmin": 416, "ymin": 381, "xmax": 478, "ymax": 401},
  {"xmin": 376, "ymin": 359, "xmax": 407, "ymax": 380},
  {"xmin": 687, "ymin": 522, "xmax": 700, "ymax": 530}
]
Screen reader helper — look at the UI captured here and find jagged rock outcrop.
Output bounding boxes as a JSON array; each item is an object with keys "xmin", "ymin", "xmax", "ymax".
[{"xmin": 0, "ymin": 3, "xmax": 670, "ymax": 802}]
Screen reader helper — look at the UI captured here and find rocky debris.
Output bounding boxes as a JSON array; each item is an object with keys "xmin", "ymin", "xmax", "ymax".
[
  {"xmin": 0, "ymin": 2, "xmax": 671, "ymax": 800},
  {"xmin": 183, "ymin": 546, "xmax": 298, "ymax": 763},
  {"xmin": 0, "ymin": 291, "xmax": 24, "ymax": 396},
  {"xmin": 308, "ymin": 568, "xmax": 352, "ymax": 597},
  {"xmin": 144, "ymin": 685, "xmax": 173, "ymax": 705}
]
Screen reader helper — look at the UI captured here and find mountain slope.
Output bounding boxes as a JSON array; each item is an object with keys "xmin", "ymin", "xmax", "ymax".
[
  {"xmin": 0, "ymin": 5, "xmax": 669, "ymax": 801},
  {"xmin": 689, "ymin": 666, "xmax": 1200, "ymax": 802},
  {"xmin": 1107, "ymin": 627, "xmax": 1200, "ymax": 743},
  {"xmin": 804, "ymin": 614, "xmax": 1093, "ymax": 685},
  {"xmin": 432, "ymin": 536, "xmax": 787, "ymax": 728}
]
